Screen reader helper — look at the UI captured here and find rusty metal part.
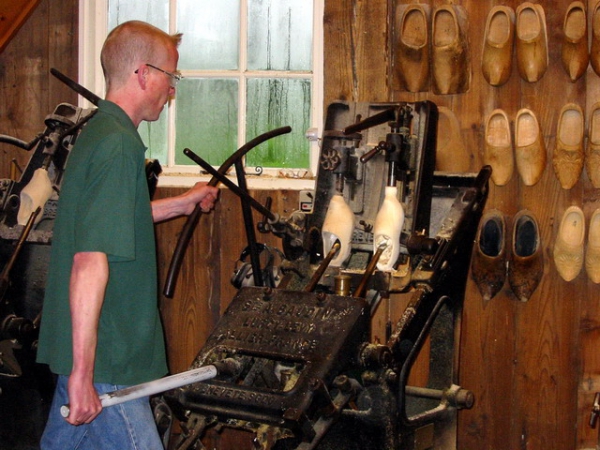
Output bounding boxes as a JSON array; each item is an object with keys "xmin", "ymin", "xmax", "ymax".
[
  {"xmin": 353, "ymin": 242, "xmax": 386, "ymax": 298},
  {"xmin": 304, "ymin": 240, "xmax": 341, "ymax": 292},
  {"xmin": 0, "ymin": 207, "xmax": 41, "ymax": 301},
  {"xmin": 334, "ymin": 274, "xmax": 351, "ymax": 296},
  {"xmin": 166, "ymin": 287, "xmax": 369, "ymax": 447}
]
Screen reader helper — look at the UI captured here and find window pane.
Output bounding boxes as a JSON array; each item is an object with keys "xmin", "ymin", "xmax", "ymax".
[
  {"xmin": 177, "ymin": 0, "xmax": 240, "ymax": 70},
  {"xmin": 246, "ymin": 78, "xmax": 310, "ymax": 168},
  {"xmin": 175, "ymin": 79, "xmax": 239, "ymax": 166},
  {"xmin": 248, "ymin": 0, "xmax": 313, "ymax": 71},
  {"xmin": 138, "ymin": 113, "xmax": 169, "ymax": 162},
  {"xmin": 108, "ymin": 0, "xmax": 169, "ymax": 30}
]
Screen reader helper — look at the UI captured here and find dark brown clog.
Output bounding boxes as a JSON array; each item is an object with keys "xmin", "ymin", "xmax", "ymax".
[
  {"xmin": 508, "ymin": 210, "xmax": 544, "ymax": 302},
  {"xmin": 471, "ymin": 209, "xmax": 507, "ymax": 301}
]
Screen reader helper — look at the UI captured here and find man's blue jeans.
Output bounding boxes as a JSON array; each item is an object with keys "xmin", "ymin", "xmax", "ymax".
[{"xmin": 40, "ymin": 375, "xmax": 164, "ymax": 449}]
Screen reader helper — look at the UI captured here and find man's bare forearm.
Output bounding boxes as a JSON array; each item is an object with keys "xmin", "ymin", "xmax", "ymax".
[
  {"xmin": 67, "ymin": 251, "xmax": 109, "ymax": 425},
  {"xmin": 151, "ymin": 182, "xmax": 219, "ymax": 223}
]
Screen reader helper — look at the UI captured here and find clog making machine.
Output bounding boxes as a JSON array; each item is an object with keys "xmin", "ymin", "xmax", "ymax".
[
  {"xmin": 161, "ymin": 101, "xmax": 490, "ymax": 449},
  {"xmin": 0, "ymin": 70, "xmax": 490, "ymax": 449}
]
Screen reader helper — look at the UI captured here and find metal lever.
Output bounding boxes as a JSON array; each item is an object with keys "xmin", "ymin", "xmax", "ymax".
[
  {"xmin": 183, "ymin": 149, "xmax": 277, "ymax": 222},
  {"xmin": 0, "ymin": 207, "xmax": 41, "ymax": 301},
  {"xmin": 304, "ymin": 240, "xmax": 341, "ymax": 292},
  {"xmin": 60, "ymin": 358, "xmax": 241, "ymax": 418},
  {"xmin": 50, "ymin": 68, "xmax": 102, "ymax": 106},
  {"xmin": 360, "ymin": 141, "xmax": 391, "ymax": 163},
  {"xmin": 353, "ymin": 242, "xmax": 387, "ymax": 298},
  {"xmin": 343, "ymin": 107, "xmax": 396, "ymax": 135},
  {"xmin": 257, "ymin": 197, "xmax": 273, "ymax": 233}
]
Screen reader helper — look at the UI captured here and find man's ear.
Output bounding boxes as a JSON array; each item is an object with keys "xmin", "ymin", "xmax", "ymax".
[{"xmin": 135, "ymin": 64, "xmax": 148, "ymax": 89}]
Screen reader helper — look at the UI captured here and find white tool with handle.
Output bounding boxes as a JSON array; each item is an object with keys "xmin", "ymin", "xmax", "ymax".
[{"xmin": 60, "ymin": 359, "xmax": 240, "ymax": 418}]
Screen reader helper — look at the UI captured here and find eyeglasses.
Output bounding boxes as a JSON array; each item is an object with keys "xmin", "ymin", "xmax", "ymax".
[{"xmin": 136, "ymin": 63, "xmax": 182, "ymax": 87}]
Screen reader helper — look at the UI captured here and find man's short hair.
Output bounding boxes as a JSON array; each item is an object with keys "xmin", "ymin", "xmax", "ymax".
[{"xmin": 100, "ymin": 20, "xmax": 182, "ymax": 91}]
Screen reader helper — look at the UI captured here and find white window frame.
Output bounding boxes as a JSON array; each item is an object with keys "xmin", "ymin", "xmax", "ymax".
[{"xmin": 78, "ymin": 0, "xmax": 322, "ymax": 190}]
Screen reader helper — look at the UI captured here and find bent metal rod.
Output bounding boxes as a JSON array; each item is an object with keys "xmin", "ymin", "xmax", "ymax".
[{"xmin": 60, "ymin": 358, "xmax": 240, "ymax": 418}]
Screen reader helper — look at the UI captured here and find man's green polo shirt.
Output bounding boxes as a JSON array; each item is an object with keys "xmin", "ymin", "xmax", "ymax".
[{"xmin": 37, "ymin": 100, "xmax": 167, "ymax": 385}]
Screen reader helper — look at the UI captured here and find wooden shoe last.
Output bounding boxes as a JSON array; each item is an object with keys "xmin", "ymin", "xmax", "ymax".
[
  {"xmin": 514, "ymin": 108, "xmax": 546, "ymax": 186},
  {"xmin": 394, "ymin": 4, "xmax": 430, "ymax": 93},
  {"xmin": 553, "ymin": 103, "xmax": 585, "ymax": 189},
  {"xmin": 516, "ymin": 2, "xmax": 549, "ymax": 82},
  {"xmin": 431, "ymin": 4, "xmax": 470, "ymax": 95},
  {"xmin": 483, "ymin": 109, "xmax": 513, "ymax": 186},
  {"xmin": 482, "ymin": 6, "xmax": 515, "ymax": 87},
  {"xmin": 561, "ymin": 1, "xmax": 589, "ymax": 82},
  {"xmin": 553, "ymin": 206, "xmax": 585, "ymax": 281},
  {"xmin": 508, "ymin": 210, "xmax": 543, "ymax": 302}
]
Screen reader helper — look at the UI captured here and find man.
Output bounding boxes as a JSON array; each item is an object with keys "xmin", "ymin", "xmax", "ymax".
[{"xmin": 36, "ymin": 21, "xmax": 218, "ymax": 449}]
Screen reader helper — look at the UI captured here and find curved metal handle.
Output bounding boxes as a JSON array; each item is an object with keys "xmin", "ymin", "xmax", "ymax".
[{"xmin": 162, "ymin": 126, "xmax": 292, "ymax": 298}]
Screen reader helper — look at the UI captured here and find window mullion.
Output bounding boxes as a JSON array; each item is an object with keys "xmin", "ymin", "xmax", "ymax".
[
  {"xmin": 167, "ymin": 0, "xmax": 178, "ymax": 167},
  {"xmin": 238, "ymin": 0, "xmax": 248, "ymax": 155},
  {"xmin": 311, "ymin": 0, "xmax": 324, "ymax": 177}
]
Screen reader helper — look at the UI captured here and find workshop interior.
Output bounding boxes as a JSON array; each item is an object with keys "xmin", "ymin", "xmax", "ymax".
[{"xmin": 2, "ymin": 0, "xmax": 600, "ymax": 449}]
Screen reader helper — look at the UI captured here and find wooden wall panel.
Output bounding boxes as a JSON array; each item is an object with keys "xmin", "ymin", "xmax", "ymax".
[
  {"xmin": 0, "ymin": 0, "xmax": 77, "ymax": 180},
  {"xmin": 0, "ymin": 0, "xmax": 42, "ymax": 53}
]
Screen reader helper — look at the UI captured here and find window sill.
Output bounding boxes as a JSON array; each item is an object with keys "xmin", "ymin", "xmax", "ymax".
[{"xmin": 157, "ymin": 172, "xmax": 316, "ymax": 191}]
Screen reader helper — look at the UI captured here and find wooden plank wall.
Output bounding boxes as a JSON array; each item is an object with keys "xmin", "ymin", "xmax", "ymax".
[
  {"xmin": 3, "ymin": 0, "xmax": 600, "ymax": 449},
  {"xmin": 0, "ymin": 0, "xmax": 78, "ymax": 173},
  {"xmin": 0, "ymin": 0, "xmax": 43, "ymax": 53},
  {"xmin": 323, "ymin": 0, "xmax": 600, "ymax": 449}
]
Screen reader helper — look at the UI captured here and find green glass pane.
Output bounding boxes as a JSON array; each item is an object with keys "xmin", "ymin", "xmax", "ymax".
[
  {"xmin": 248, "ymin": 0, "xmax": 313, "ymax": 71},
  {"xmin": 175, "ymin": 79, "xmax": 238, "ymax": 166},
  {"xmin": 138, "ymin": 111, "xmax": 168, "ymax": 163},
  {"xmin": 246, "ymin": 78, "xmax": 310, "ymax": 168},
  {"xmin": 177, "ymin": 0, "xmax": 240, "ymax": 70},
  {"xmin": 108, "ymin": 0, "xmax": 169, "ymax": 30}
]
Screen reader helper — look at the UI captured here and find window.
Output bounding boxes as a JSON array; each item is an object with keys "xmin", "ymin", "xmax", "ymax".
[{"xmin": 79, "ymin": 0, "xmax": 323, "ymax": 188}]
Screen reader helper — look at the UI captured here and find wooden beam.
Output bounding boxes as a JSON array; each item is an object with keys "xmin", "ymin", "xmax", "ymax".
[{"xmin": 0, "ymin": 0, "xmax": 42, "ymax": 53}]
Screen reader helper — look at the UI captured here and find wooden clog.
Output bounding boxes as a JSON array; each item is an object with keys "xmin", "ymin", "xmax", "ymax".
[
  {"xmin": 483, "ymin": 109, "xmax": 513, "ymax": 186},
  {"xmin": 431, "ymin": 4, "xmax": 470, "ymax": 95},
  {"xmin": 553, "ymin": 103, "xmax": 585, "ymax": 189},
  {"xmin": 482, "ymin": 6, "xmax": 515, "ymax": 87},
  {"xmin": 394, "ymin": 3, "xmax": 430, "ymax": 93},
  {"xmin": 561, "ymin": 1, "xmax": 589, "ymax": 82},
  {"xmin": 514, "ymin": 108, "xmax": 546, "ymax": 186},
  {"xmin": 516, "ymin": 2, "xmax": 548, "ymax": 82}
]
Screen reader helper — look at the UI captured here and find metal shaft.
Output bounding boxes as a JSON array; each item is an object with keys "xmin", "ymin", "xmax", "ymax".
[
  {"xmin": 60, "ymin": 359, "xmax": 240, "ymax": 418},
  {"xmin": 304, "ymin": 240, "xmax": 341, "ymax": 292}
]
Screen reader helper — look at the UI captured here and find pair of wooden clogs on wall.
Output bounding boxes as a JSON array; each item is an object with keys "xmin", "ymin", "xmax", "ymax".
[
  {"xmin": 484, "ymin": 1, "xmax": 600, "ymax": 85},
  {"xmin": 553, "ymin": 206, "xmax": 600, "ymax": 283},
  {"xmin": 471, "ymin": 209, "xmax": 543, "ymax": 302},
  {"xmin": 393, "ymin": 3, "xmax": 470, "ymax": 94}
]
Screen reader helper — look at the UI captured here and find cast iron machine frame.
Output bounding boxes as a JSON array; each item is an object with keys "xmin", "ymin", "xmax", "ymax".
[{"xmin": 164, "ymin": 101, "xmax": 490, "ymax": 450}]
